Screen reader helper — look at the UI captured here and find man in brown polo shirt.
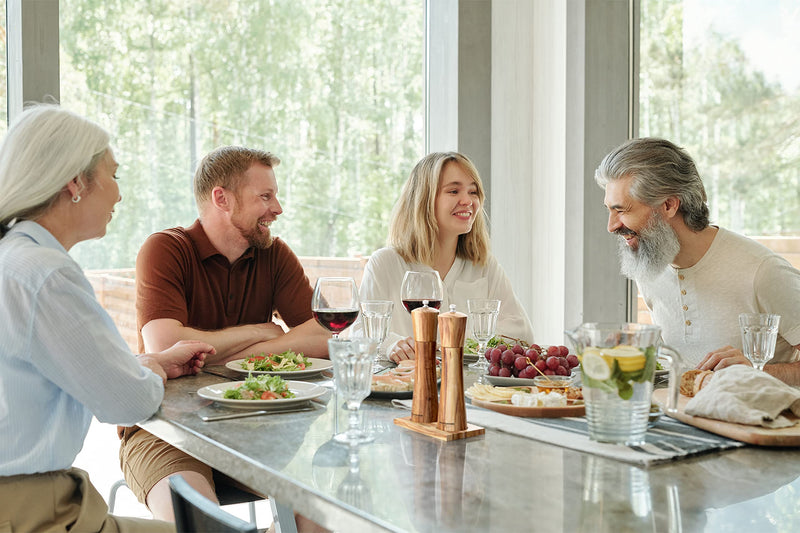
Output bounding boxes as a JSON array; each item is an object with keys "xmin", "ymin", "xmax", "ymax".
[{"xmin": 120, "ymin": 145, "xmax": 330, "ymax": 523}]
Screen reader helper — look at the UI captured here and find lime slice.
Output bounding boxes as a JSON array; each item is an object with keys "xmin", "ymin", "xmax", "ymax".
[{"xmin": 581, "ymin": 352, "xmax": 611, "ymax": 381}]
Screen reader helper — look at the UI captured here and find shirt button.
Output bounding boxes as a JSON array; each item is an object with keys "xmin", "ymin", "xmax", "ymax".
[
  {"xmin": 678, "ymin": 274, "xmax": 685, "ymax": 280},
  {"xmin": 683, "ymin": 305, "xmax": 688, "ymax": 311},
  {"xmin": 685, "ymin": 320, "xmax": 692, "ymax": 326},
  {"xmin": 681, "ymin": 289, "xmax": 687, "ymax": 295}
]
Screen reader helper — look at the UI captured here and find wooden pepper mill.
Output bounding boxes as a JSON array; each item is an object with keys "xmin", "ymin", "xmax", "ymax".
[
  {"xmin": 411, "ymin": 302, "xmax": 439, "ymax": 424},
  {"xmin": 437, "ymin": 304, "xmax": 467, "ymax": 432}
]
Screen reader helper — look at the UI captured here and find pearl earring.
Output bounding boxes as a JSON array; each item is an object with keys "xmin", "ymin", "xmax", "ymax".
[{"xmin": 72, "ymin": 195, "xmax": 81, "ymax": 203}]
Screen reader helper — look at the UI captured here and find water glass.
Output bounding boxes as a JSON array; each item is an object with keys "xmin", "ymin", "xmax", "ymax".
[
  {"xmin": 360, "ymin": 300, "xmax": 393, "ymax": 364},
  {"xmin": 739, "ymin": 313, "xmax": 780, "ymax": 371},
  {"xmin": 467, "ymin": 299, "xmax": 501, "ymax": 375},
  {"xmin": 329, "ymin": 338, "xmax": 377, "ymax": 445}
]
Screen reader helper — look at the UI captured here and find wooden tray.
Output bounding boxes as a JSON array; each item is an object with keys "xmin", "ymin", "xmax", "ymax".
[
  {"xmin": 471, "ymin": 397, "xmax": 585, "ymax": 418},
  {"xmin": 652, "ymin": 388, "xmax": 800, "ymax": 447}
]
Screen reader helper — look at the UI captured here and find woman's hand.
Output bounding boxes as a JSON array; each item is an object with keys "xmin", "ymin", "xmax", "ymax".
[
  {"xmin": 389, "ymin": 336, "xmax": 416, "ymax": 363},
  {"xmin": 140, "ymin": 340, "xmax": 215, "ymax": 382}
]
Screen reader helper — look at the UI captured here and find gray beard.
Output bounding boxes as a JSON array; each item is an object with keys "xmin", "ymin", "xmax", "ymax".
[{"xmin": 617, "ymin": 214, "xmax": 681, "ymax": 283}]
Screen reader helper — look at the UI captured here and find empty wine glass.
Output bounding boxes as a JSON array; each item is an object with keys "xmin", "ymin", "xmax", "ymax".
[
  {"xmin": 400, "ymin": 271, "xmax": 443, "ymax": 312},
  {"xmin": 467, "ymin": 299, "xmax": 501, "ymax": 378},
  {"xmin": 739, "ymin": 313, "xmax": 780, "ymax": 371},
  {"xmin": 329, "ymin": 338, "xmax": 378, "ymax": 445},
  {"xmin": 312, "ymin": 277, "xmax": 360, "ymax": 339},
  {"xmin": 360, "ymin": 300, "xmax": 393, "ymax": 366}
]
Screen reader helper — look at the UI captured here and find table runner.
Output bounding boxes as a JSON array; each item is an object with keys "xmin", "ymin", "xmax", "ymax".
[{"xmin": 392, "ymin": 399, "xmax": 744, "ymax": 467}]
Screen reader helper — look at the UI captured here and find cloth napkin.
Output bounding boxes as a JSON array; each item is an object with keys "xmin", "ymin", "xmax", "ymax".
[{"xmin": 685, "ymin": 365, "xmax": 800, "ymax": 428}]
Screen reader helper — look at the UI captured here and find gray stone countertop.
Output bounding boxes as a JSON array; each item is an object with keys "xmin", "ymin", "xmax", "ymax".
[{"xmin": 139, "ymin": 366, "xmax": 800, "ymax": 532}]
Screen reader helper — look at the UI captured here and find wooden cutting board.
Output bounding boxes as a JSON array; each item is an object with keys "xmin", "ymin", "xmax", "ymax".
[{"xmin": 652, "ymin": 388, "xmax": 800, "ymax": 447}]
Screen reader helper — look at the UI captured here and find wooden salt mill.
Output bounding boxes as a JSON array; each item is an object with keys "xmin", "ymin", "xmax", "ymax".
[
  {"xmin": 437, "ymin": 304, "xmax": 467, "ymax": 432},
  {"xmin": 410, "ymin": 302, "xmax": 439, "ymax": 424}
]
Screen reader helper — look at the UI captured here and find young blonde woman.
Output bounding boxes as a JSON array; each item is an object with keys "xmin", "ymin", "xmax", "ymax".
[{"xmin": 359, "ymin": 151, "xmax": 534, "ymax": 362}]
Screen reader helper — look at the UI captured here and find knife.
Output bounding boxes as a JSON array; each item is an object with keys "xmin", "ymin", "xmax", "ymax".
[{"xmin": 200, "ymin": 404, "xmax": 316, "ymax": 421}]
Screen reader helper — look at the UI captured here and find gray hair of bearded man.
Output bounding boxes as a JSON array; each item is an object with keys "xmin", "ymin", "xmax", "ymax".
[{"xmin": 595, "ymin": 137, "xmax": 710, "ymax": 232}]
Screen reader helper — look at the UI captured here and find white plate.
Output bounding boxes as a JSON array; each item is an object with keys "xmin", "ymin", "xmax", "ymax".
[
  {"xmin": 197, "ymin": 380, "xmax": 326, "ymax": 410},
  {"xmin": 225, "ymin": 357, "xmax": 333, "ymax": 378}
]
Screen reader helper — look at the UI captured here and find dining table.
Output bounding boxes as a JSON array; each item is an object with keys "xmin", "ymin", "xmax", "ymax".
[{"xmin": 138, "ymin": 365, "xmax": 800, "ymax": 532}]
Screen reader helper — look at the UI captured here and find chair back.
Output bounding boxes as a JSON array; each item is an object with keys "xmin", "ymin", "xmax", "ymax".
[{"xmin": 169, "ymin": 474, "xmax": 258, "ymax": 533}]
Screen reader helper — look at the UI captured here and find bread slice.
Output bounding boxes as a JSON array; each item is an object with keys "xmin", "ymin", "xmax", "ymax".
[{"xmin": 680, "ymin": 369, "xmax": 713, "ymax": 397}]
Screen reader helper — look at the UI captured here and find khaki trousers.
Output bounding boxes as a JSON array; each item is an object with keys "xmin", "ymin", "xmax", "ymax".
[{"xmin": 0, "ymin": 468, "xmax": 174, "ymax": 533}]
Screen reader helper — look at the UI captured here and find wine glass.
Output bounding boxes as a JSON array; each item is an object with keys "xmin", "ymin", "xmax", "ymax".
[
  {"xmin": 360, "ymin": 300, "xmax": 393, "ymax": 367},
  {"xmin": 467, "ymin": 298, "xmax": 501, "ymax": 378},
  {"xmin": 312, "ymin": 277, "xmax": 360, "ymax": 339},
  {"xmin": 739, "ymin": 313, "xmax": 780, "ymax": 371},
  {"xmin": 329, "ymin": 337, "xmax": 378, "ymax": 445},
  {"xmin": 400, "ymin": 271, "xmax": 444, "ymax": 312}
]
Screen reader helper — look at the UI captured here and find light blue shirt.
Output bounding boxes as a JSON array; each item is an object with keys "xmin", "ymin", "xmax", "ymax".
[{"xmin": 0, "ymin": 221, "xmax": 164, "ymax": 476}]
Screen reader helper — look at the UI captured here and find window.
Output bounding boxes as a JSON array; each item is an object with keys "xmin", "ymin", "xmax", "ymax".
[
  {"xmin": 638, "ymin": 0, "xmax": 800, "ymax": 322},
  {"xmin": 1, "ymin": 0, "xmax": 7, "ymax": 134},
  {"xmin": 60, "ymin": 0, "xmax": 424, "ymax": 269}
]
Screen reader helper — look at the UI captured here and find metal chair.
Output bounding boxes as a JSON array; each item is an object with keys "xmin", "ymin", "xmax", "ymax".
[
  {"xmin": 169, "ymin": 474, "xmax": 257, "ymax": 533},
  {"xmin": 108, "ymin": 477, "xmax": 257, "ymax": 524}
]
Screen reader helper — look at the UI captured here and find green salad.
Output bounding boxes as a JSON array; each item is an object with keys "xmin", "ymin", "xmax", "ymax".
[
  {"xmin": 240, "ymin": 350, "xmax": 311, "ymax": 372},
  {"xmin": 223, "ymin": 374, "xmax": 295, "ymax": 400}
]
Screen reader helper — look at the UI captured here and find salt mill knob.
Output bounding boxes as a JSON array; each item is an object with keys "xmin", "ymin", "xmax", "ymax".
[
  {"xmin": 410, "ymin": 305, "xmax": 439, "ymax": 424},
  {"xmin": 437, "ymin": 305, "xmax": 467, "ymax": 432}
]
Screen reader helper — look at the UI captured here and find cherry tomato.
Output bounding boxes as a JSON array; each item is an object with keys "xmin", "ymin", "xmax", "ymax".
[{"xmin": 260, "ymin": 391, "xmax": 277, "ymax": 400}]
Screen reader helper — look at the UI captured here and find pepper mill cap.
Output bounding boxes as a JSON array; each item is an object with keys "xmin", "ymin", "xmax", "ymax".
[
  {"xmin": 411, "ymin": 304, "xmax": 439, "ymax": 342},
  {"xmin": 439, "ymin": 304, "xmax": 467, "ymax": 348}
]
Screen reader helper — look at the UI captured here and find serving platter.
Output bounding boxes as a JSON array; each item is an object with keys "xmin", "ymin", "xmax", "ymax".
[
  {"xmin": 225, "ymin": 357, "xmax": 333, "ymax": 379},
  {"xmin": 471, "ymin": 397, "xmax": 585, "ymax": 418},
  {"xmin": 197, "ymin": 380, "xmax": 326, "ymax": 410},
  {"xmin": 652, "ymin": 388, "xmax": 800, "ymax": 446}
]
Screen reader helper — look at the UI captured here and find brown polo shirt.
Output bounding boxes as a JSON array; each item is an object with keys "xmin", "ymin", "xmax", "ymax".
[{"xmin": 135, "ymin": 219, "xmax": 313, "ymax": 352}]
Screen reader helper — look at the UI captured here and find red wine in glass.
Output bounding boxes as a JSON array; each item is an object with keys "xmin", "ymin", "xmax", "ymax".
[
  {"xmin": 313, "ymin": 308, "xmax": 359, "ymax": 333},
  {"xmin": 401, "ymin": 299, "xmax": 442, "ymax": 312},
  {"xmin": 312, "ymin": 277, "xmax": 360, "ymax": 338},
  {"xmin": 400, "ymin": 271, "xmax": 444, "ymax": 314}
]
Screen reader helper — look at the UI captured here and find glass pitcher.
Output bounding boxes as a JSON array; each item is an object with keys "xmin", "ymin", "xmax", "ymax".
[{"xmin": 564, "ymin": 323, "xmax": 685, "ymax": 445}]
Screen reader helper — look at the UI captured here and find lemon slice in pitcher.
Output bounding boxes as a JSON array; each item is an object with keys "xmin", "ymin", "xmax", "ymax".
[
  {"xmin": 601, "ymin": 345, "xmax": 646, "ymax": 372},
  {"xmin": 581, "ymin": 351, "xmax": 612, "ymax": 381}
]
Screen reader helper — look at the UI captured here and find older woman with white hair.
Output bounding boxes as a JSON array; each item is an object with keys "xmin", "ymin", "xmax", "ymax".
[{"xmin": 0, "ymin": 105, "xmax": 215, "ymax": 532}]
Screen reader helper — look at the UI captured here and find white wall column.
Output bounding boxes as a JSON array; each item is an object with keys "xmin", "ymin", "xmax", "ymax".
[
  {"xmin": 490, "ymin": 0, "xmax": 633, "ymax": 343},
  {"xmin": 6, "ymin": 0, "xmax": 60, "ymax": 122}
]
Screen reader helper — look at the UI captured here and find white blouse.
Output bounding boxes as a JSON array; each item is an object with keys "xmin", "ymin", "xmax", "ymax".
[{"xmin": 357, "ymin": 247, "xmax": 534, "ymax": 351}]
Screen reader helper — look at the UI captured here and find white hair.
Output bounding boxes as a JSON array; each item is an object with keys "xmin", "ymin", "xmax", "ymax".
[{"xmin": 0, "ymin": 105, "xmax": 110, "ymax": 236}]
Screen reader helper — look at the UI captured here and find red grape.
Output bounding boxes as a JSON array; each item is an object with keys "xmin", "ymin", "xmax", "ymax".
[
  {"xmin": 498, "ymin": 367, "xmax": 512, "ymax": 378},
  {"xmin": 514, "ymin": 356, "xmax": 528, "ymax": 370},
  {"xmin": 518, "ymin": 367, "xmax": 531, "ymax": 379},
  {"xmin": 558, "ymin": 357, "xmax": 569, "ymax": 369},
  {"xmin": 524, "ymin": 348, "xmax": 538, "ymax": 359},
  {"xmin": 501, "ymin": 350, "xmax": 515, "ymax": 366},
  {"xmin": 535, "ymin": 359, "xmax": 547, "ymax": 372},
  {"xmin": 490, "ymin": 349, "xmax": 502, "ymax": 364},
  {"xmin": 485, "ymin": 348, "xmax": 493, "ymax": 361},
  {"xmin": 555, "ymin": 365, "xmax": 569, "ymax": 376},
  {"xmin": 530, "ymin": 344, "xmax": 542, "ymax": 353},
  {"xmin": 544, "ymin": 369, "xmax": 555, "ymax": 375},
  {"xmin": 567, "ymin": 355, "xmax": 579, "ymax": 368},
  {"xmin": 512, "ymin": 344, "xmax": 524, "ymax": 355},
  {"xmin": 558, "ymin": 345, "xmax": 570, "ymax": 357},
  {"xmin": 546, "ymin": 345, "xmax": 560, "ymax": 357},
  {"xmin": 546, "ymin": 356, "xmax": 560, "ymax": 370},
  {"xmin": 497, "ymin": 344, "xmax": 508, "ymax": 353}
]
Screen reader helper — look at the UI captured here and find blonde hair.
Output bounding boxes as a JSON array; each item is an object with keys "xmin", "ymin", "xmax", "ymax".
[
  {"xmin": 194, "ymin": 145, "xmax": 281, "ymax": 211},
  {"xmin": 388, "ymin": 152, "xmax": 490, "ymax": 266},
  {"xmin": 0, "ymin": 105, "xmax": 110, "ymax": 237}
]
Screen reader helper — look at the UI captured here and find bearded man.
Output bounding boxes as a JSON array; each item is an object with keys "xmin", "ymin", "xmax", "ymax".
[
  {"xmin": 595, "ymin": 137, "xmax": 800, "ymax": 385},
  {"xmin": 120, "ymin": 145, "xmax": 330, "ymax": 526}
]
